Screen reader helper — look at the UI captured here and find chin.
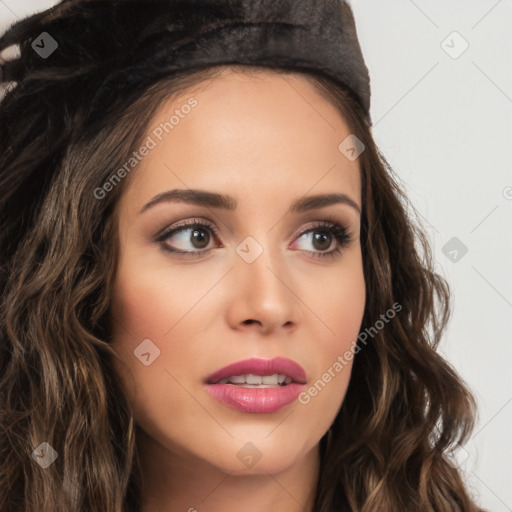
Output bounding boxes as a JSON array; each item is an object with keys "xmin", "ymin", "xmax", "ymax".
[
  {"xmin": 199, "ymin": 434, "xmax": 317, "ymax": 476},
  {"xmin": 212, "ymin": 452, "xmax": 306, "ymax": 476}
]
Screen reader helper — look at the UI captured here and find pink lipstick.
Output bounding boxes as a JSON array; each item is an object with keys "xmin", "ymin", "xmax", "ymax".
[{"xmin": 204, "ymin": 357, "xmax": 307, "ymax": 414}]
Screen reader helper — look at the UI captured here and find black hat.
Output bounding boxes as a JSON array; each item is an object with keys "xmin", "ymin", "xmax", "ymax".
[{"xmin": 0, "ymin": 0, "xmax": 371, "ymax": 123}]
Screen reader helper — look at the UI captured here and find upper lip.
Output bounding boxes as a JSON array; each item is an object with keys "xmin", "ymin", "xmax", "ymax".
[{"xmin": 205, "ymin": 357, "xmax": 307, "ymax": 384}]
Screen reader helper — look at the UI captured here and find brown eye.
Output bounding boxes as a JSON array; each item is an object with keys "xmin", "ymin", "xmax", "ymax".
[
  {"xmin": 158, "ymin": 220, "xmax": 219, "ymax": 254},
  {"xmin": 291, "ymin": 222, "xmax": 351, "ymax": 259},
  {"xmin": 188, "ymin": 227, "xmax": 210, "ymax": 249},
  {"xmin": 311, "ymin": 230, "xmax": 334, "ymax": 251}
]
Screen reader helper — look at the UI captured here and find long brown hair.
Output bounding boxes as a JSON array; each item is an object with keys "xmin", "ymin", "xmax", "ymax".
[{"xmin": 0, "ymin": 2, "xmax": 484, "ymax": 511}]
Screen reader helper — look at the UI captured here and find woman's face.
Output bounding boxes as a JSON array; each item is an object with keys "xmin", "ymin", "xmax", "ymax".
[{"xmin": 110, "ymin": 68, "xmax": 366, "ymax": 476}]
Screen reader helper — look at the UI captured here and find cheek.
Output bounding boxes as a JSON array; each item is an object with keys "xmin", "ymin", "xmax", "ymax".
[
  {"xmin": 109, "ymin": 253, "xmax": 218, "ymax": 403},
  {"xmin": 301, "ymin": 253, "xmax": 365, "ymax": 408},
  {"xmin": 109, "ymin": 260, "xmax": 200, "ymax": 430},
  {"xmin": 110, "ymin": 252, "xmax": 213, "ymax": 341},
  {"xmin": 313, "ymin": 250, "xmax": 366, "ymax": 350}
]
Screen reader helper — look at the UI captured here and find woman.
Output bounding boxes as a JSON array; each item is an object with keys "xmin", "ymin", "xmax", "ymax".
[{"xmin": 0, "ymin": 0, "xmax": 485, "ymax": 511}]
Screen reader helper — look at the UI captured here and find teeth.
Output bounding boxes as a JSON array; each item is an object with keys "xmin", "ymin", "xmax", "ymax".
[
  {"xmin": 246, "ymin": 374, "xmax": 262, "ymax": 385},
  {"xmin": 229, "ymin": 375, "xmax": 246, "ymax": 384},
  {"xmin": 217, "ymin": 373, "xmax": 292, "ymax": 386}
]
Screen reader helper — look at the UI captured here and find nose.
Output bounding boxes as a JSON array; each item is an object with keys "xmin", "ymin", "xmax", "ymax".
[{"xmin": 225, "ymin": 244, "xmax": 302, "ymax": 336}]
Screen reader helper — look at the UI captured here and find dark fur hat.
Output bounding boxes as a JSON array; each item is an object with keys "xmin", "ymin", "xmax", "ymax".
[{"xmin": 0, "ymin": 0, "xmax": 371, "ymax": 123}]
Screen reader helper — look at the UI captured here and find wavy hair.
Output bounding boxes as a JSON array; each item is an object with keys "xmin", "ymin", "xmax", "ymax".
[{"xmin": 0, "ymin": 1, "xmax": 484, "ymax": 511}]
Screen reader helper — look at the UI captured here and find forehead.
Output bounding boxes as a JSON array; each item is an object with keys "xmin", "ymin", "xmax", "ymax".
[{"xmin": 121, "ymin": 67, "xmax": 361, "ymax": 210}]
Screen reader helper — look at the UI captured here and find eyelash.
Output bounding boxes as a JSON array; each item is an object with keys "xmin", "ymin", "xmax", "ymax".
[{"xmin": 155, "ymin": 216, "xmax": 352, "ymax": 260}]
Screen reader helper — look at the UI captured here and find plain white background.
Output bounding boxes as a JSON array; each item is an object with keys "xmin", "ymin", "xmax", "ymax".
[{"xmin": 1, "ymin": 1, "xmax": 511, "ymax": 510}]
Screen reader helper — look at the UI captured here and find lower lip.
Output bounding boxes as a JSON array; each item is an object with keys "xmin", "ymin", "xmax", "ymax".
[{"xmin": 205, "ymin": 383, "xmax": 306, "ymax": 413}]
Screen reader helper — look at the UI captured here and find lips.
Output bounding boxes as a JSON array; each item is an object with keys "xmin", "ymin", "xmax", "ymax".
[
  {"xmin": 204, "ymin": 357, "xmax": 307, "ymax": 413},
  {"xmin": 204, "ymin": 357, "xmax": 307, "ymax": 385}
]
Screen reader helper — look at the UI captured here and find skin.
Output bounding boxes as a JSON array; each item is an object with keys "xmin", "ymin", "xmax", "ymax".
[{"xmin": 110, "ymin": 68, "xmax": 366, "ymax": 512}]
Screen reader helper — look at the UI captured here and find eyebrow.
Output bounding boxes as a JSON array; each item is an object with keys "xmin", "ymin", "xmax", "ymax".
[{"xmin": 139, "ymin": 189, "xmax": 361, "ymax": 216}]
